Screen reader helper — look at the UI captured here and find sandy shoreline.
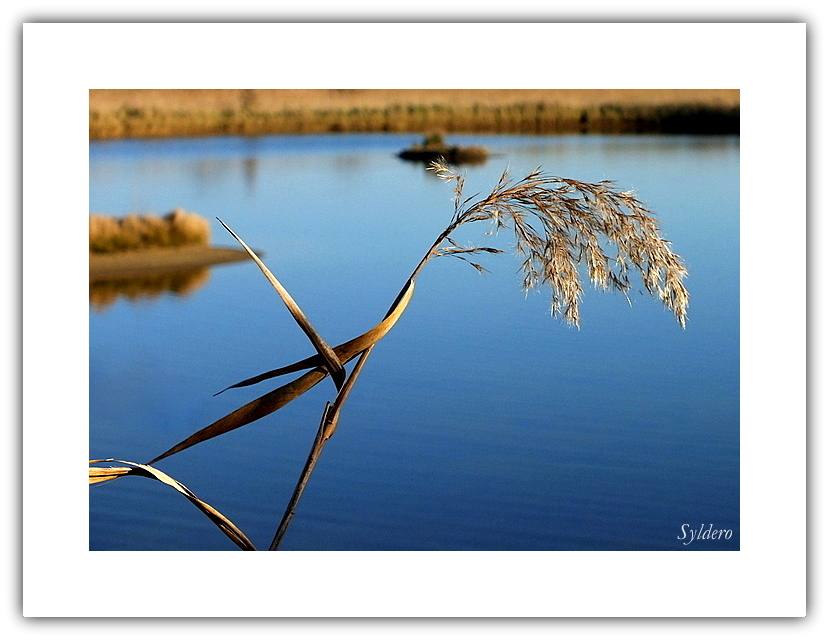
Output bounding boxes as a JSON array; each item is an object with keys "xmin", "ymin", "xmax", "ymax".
[{"xmin": 89, "ymin": 245, "xmax": 253, "ymax": 280}]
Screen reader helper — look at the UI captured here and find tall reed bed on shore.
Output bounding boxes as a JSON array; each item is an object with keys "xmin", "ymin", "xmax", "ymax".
[
  {"xmin": 89, "ymin": 89, "xmax": 740, "ymax": 139},
  {"xmin": 90, "ymin": 161, "xmax": 689, "ymax": 550},
  {"xmin": 90, "ymin": 101, "xmax": 740, "ymax": 139},
  {"xmin": 89, "ymin": 209, "xmax": 210, "ymax": 253}
]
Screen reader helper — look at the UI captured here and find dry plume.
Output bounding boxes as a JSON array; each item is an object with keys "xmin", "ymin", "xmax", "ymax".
[{"xmin": 424, "ymin": 161, "xmax": 689, "ymax": 328}]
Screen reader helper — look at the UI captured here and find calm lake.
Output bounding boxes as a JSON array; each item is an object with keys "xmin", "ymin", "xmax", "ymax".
[{"xmin": 89, "ymin": 133, "xmax": 739, "ymax": 551}]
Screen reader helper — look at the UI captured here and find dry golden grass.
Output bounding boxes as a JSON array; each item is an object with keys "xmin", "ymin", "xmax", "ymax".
[
  {"xmin": 90, "ymin": 209, "xmax": 210, "ymax": 253},
  {"xmin": 90, "ymin": 89, "xmax": 739, "ymax": 139},
  {"xmin": 90, "ymin": 88, "xmax": 739, "ymax": 112}
]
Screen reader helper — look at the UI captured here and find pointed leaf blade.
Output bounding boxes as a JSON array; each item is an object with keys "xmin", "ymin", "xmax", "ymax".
[
  {"xmin": 217, "ymin": 218, "xmax": 346, "ymax": 391},
  {"xmin": 89, "ymin": 459, "xmax": 256, "ymax": 550},
  {"xmin": 149, "ymin": 279, "xmax": 415, "ymax": 463}
]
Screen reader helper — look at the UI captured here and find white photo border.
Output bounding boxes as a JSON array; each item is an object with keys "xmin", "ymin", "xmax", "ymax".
[{"xmin": 22, "ymin": 22, "xmax": 805, "ymax": 617}]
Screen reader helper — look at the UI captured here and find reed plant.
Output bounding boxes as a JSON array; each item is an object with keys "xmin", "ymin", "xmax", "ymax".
[
  {"xmin": 90, "ymin": 161, "xmax": 688, "ymax": 550},
  {"xmin": 89, "ymin": 209, "xmax": 211, "ymax": 253}
]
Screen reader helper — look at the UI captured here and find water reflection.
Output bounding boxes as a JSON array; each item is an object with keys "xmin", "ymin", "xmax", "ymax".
[
  {"xmin": 90, "ymin": 134, "xmax": 739, "ymax": 551},
  {"xmin": 242, "ymin": 155, "xmax": 259, "ymax": 190},
  {"xmin": 89, "ymin": 267, "xmax": 210, "ymax": 311}
]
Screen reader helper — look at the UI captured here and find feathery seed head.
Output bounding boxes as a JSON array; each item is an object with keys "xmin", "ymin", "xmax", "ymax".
[{"xmin": 427, "ymin": 161, "xmax": 689, "ymax": 329}]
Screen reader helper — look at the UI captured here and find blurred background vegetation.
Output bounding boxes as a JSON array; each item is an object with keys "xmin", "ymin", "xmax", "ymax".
[{"xmin": 89, "ymin": 89, "xmax": 739, "ymax": 140}]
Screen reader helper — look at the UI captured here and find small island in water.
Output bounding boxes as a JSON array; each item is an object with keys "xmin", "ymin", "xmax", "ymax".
[
  {"xmin": 89, "ymin": 209, "xmax": 252, "ymax": 280},
  {"xmin": 398, "ymin": 133, "xmax": 489, "ymax": 165}
]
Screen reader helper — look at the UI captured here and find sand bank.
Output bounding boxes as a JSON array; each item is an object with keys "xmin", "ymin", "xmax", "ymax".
[{"xmin": 89, "ymin": 245, "xmax": 253, "ymax": 280}]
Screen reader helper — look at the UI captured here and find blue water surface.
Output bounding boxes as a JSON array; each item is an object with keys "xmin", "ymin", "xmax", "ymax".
[{"xmin": 90, "ymin": 133, "xmax": 739, "ymax": 551}]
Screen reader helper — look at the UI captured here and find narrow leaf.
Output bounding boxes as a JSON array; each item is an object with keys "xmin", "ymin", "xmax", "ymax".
[
  {"xmin": 217, "ymin": 218, "xmax": 346, "ymax": 391},
  {"xmin": 88, "ymin": 464, "xmax": 132, "ymax": 484},
  {"xmin": 148, "ymin": 279, "xmax": 415, "ymax": 464},
  {"xmin": 215, "ymin": 279, "xmax": 417, "ymax": 395},
  {"xmin": 89, "ymin": 459, "xmax": 256, "ymax": 551}
]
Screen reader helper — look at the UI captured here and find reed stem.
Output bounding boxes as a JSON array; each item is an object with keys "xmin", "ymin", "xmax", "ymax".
[
  {"xmin": 266, "ymin": 202, "xmax": 469, "ymax": 548},
  {"xmin": 269, "ymin": 404, "xmax": 329, "ymax": 550},
  {"xmin": 270, "ymin": 348, "xmax": 373, "ymax": 550}
]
